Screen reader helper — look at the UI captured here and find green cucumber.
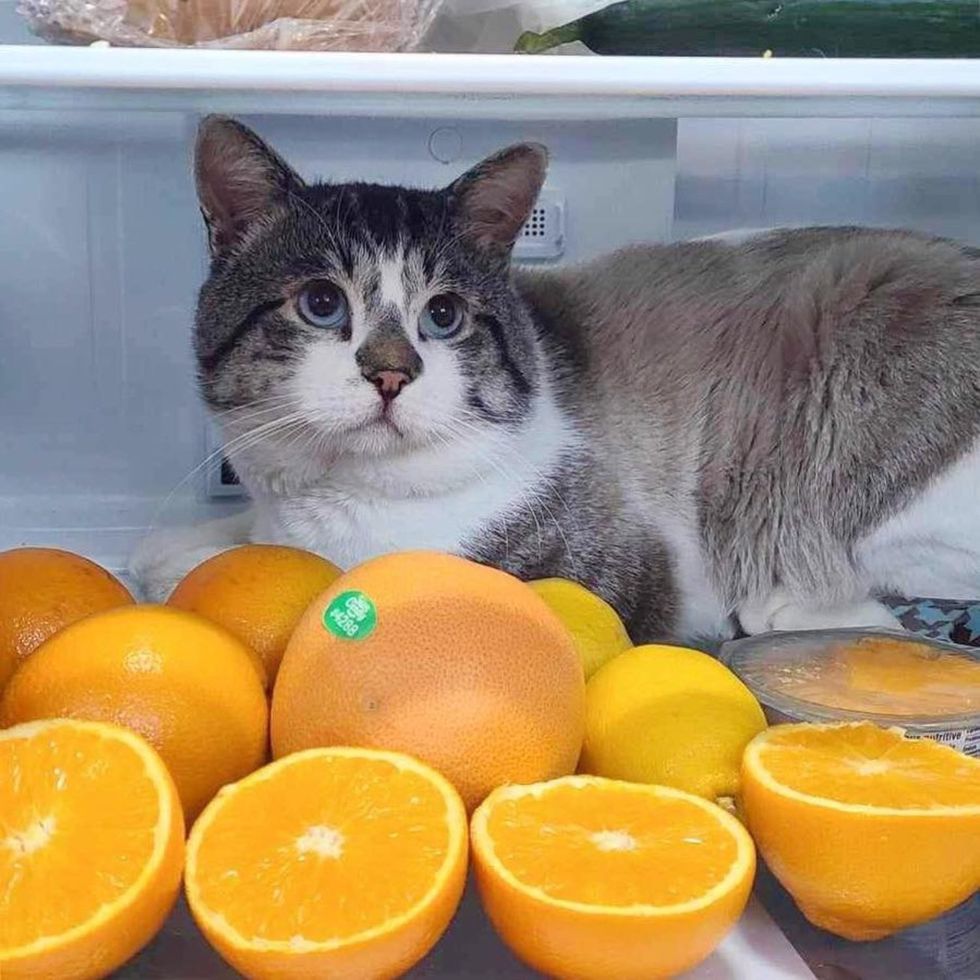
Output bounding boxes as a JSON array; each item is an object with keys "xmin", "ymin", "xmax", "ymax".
[{"xmin": 515, "ymin": 0, "xmax": 980, "ymax": 57}]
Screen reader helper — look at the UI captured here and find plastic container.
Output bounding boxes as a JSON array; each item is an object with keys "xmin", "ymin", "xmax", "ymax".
[{"xmin": 721, "ymin": 629, "xmax": 980, "ymax": 757}]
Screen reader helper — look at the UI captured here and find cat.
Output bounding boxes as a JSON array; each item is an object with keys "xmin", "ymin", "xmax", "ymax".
[{"xmin": 131, "ymin": 115, "xmax": 980, "ymax": 645}]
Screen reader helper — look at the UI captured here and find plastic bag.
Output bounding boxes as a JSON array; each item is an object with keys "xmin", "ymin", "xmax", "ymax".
[{"xmin": 18, "ymin": 0, "xmax": 441, "ymax": 49}]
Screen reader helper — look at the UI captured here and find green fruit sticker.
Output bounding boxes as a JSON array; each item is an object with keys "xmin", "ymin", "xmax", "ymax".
[{"xmin": 323, "ymin": 590, "xmax": 377, "ymax": 641}]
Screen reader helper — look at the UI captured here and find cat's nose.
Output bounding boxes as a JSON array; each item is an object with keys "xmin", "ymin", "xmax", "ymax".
[{"xmin": 366, "ymin": 369, "xmax": 412, "ymax": 403}]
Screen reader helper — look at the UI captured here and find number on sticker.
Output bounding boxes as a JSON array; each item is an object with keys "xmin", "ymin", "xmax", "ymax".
[
  {"xmin": 346, "ymin": 595, "xmax": 370, "ymax": 621},
  {"xmin": 329, "ymin": 609, "xmax": 358, "ymax": 637}
]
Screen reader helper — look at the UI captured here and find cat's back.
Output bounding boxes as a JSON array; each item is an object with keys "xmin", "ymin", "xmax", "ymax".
[
  {"xmin": 518, "ymin": 227, "xmax": 980, "ymax": 626},
  {"xmin": 520, "ymin": 227, "xmax": 980, "ymax": 400}
]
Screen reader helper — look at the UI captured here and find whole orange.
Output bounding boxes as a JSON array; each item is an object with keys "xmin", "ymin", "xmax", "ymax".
[
  {"xmin": 0, "ymin": 605, "xmax": 269, "ymax": 822},
  {"xmin": 271, "ymin": 551, "xmax": 586, "ymax": 811},
  {"xmin": 0, "ymin": 547, "xmax": 133, "ymax": 693},
  {"xmin": 168, "ymin": 544, "xmax": 342, "ymax": 685}
]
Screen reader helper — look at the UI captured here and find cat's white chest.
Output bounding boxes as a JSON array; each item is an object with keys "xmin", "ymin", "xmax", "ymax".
[
  {"xmin": 251, "ymin": 390, "xmax": 577, "ymax": 570},
  {"xmin": 258, "ymin": 478, "xmax": 520, "ymax": 569}
]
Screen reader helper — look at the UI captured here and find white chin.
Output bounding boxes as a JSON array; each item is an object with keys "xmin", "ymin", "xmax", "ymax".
[{"xmin": 341, "ymin": 416, "xmax": 418, "ymax": 456}]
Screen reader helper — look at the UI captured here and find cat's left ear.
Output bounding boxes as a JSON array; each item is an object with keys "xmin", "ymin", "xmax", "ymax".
[{"xmin": 448, "ymin": 143, "xmax": 548, "ymax": 258}]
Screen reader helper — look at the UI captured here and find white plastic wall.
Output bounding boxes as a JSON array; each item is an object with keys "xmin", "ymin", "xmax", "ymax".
[
  {"xmin": 674, "ymin": 118, "xmax": 980, "ymax": 243},
  {"xmin": 1, "ymin": 59, "xmax": 978, "ymax": 571}
]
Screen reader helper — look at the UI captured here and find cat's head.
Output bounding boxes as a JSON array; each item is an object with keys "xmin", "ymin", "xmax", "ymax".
[{"xmin": 194, "ymin": 116, "xmax": 547, "ymax": 483}]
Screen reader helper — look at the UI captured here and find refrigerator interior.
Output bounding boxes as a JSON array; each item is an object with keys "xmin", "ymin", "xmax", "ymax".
[
  {"xmin": 4, "ymin": 107, "xmax": 980, "ymax": 579},
  {"xmin": 2, "ymin": 11, "xmax": 980, "ymax": 976}
]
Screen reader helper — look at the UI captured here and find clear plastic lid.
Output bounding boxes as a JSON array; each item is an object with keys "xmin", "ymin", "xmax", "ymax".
[{"xmin": 720, "ymin": 629, "xmax": 980, "ymax": 730}]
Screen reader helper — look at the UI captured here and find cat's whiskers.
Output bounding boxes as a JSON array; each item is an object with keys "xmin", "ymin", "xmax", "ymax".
[
  {"xmin": 220, "ymin": 411, "xmax": 309, "ymax": 456},
  {"xmin": 285, "ymin": 191, "xmax": 343, "ymax": 256},
  {"xmin": 462, "ymin": 431, "xmax": 578, "ymax": 573},
  {"xmin": 277, "ymin": 417, "xmax": 328, "ymax": 462},
  {"xmin": 452, "ymin": 409, "xmax": 575, "ymax": 515},
  {"xmin": 449, "ymin": 410, "xmax": 579, "ymax": 537},
  {"xmin": 428, "ymin": 228, "xmax": 469, "ymax": 271},
  {"xmin": 211, "ymin": 395, "xmax": 298, "ymax": 426},
  {"xmin": 140, "ymin": 409, "xmax": 310, "ymax": 537},
  {"xmin": 217, "ymin": 412, "xmax": 329, "ymax": 496}
]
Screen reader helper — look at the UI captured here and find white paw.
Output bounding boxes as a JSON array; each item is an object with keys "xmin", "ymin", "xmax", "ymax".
[
  {"xmin": 129, "ymin": 510, "xmax": 253, "ymax": 602},
  {"xmin": 129, "ymin": 528, "xmax": 228, "ymax": 602},
  {"xmin": 739, "ymin": 588, "xmax": 903, "ymax": 634},
  {"xmin": 738, "ymin": 587, "xmax": 795, "ymax": 635}
]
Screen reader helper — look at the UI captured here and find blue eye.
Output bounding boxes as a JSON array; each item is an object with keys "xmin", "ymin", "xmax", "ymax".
[
  {"xmin": 298, "ymin": 280, "xmax": 349, "ymax": 330},
  {"xmin": 419, "ymin": 294, "xmax": 464, "ymax": 340}
]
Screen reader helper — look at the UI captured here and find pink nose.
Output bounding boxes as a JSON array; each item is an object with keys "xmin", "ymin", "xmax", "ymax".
[{"xmin": 369, "ymin": 369, "xmax": 411, "ymax": 403}]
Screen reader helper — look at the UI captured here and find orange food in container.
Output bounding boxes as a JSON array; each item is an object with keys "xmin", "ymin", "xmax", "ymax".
[{"xmin": 722, "ymin": 630, "xmax": 980, "ymax": 756}]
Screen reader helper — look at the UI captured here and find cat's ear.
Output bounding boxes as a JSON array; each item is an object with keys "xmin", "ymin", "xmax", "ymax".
[
  {"xmin": 448, "ymin": 143, "xmax": 548, "ymax": 257},
  {"xmin": 195, "ymin": 115, "xmax": 305, "ymax": 256}
]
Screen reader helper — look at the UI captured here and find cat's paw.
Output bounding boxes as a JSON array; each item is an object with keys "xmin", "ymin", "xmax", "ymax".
[
  {"xmin": 129, "ymin": 511, "xmax": 253, "ymax": 601},
  {"xmin": 739, "ymin": 588, "xmax": 903, "ymax": 635},
  {"xmin": 129, "ymin": 527, "xmax": 228, "ymax": 602}
]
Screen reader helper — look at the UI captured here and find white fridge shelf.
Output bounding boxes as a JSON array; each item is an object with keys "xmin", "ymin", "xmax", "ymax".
[{"xmin": 3, "ymin": 50, "xmax": 980, "ymax": 117}]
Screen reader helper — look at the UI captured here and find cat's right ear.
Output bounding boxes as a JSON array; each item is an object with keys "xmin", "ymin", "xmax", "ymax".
[
  {"xmin": 195, "ymin": 116, "xmax": 305, "ymax": 257},
  {"xmin": 448, "ymin": 143, "xmax": 548, "ymax": 260}
]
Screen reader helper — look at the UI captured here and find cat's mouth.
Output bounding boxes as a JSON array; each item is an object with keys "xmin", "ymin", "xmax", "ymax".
[{"xmin": 370, "ymin": 407, "xmax": 405, "ymax": 438}]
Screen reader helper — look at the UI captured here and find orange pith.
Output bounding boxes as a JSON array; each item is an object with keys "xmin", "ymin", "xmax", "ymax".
[
  {"xmin": 749, "ymin": 722, "xmax": 980, "ymax": 810},
  {"xmin": 186, "ymin": 747, "xmax": 468, "ymax": 980},
  {"xmin": 471, "ymin": 776, "xmax": 755, "ymax": 980},
  {"xmin": 0, "ymin": 719, "xmax": 184, "ymax": 980},
  {"xmin": 192, "ymin": 752, "xmax": 455, "ymax": 940},
  {"xmin": 483, "ymin": 781, "xmax": 741, "ymax": 908}
]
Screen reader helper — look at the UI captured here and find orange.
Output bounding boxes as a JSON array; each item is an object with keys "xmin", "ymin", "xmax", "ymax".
[
  {"xmin": 0, "ymin": 718, "xmax": 184, "ymax": 980},
  {"xmin": 0, "ymin": 605, "xmax": 269, "ymax": 822},
  {"xmin": 741, "ymin": 722, "xmax": 980, "ymax": 940},
  {"xmin": 0, "ymin": 547, "xmax": 133, "ymax": 692},
  {"xmin": 168, "ymin": 544, "xmax": 342, "ymax": 685},
  {"xmin": 271, "ymin": 551, "xmax": 585, "ymax": 810},
  {"xmin": 768, "ymin": 636, "xmax": 980, "ymax": 716},
  {"xmin": 471, "ymin": 775, "xmax": 756, "ymax": 980},
  {"xmin": 185, "ymin": 746, "xmax": 468, "ymax": 980}
]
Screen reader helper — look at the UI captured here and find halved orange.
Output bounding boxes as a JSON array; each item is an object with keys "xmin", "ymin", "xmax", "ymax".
[
  {"xmin": 185, "ymin": 746, "xmax": 468, "ymax": 979},
  {"xmin": 0, "ymin": 718, "xmax": 184, "ymax": 980},
  {"xmin": 471, "ymin": 775, "xmax": 755, "ymax": 980},
  {"xmin": 742, "ymin": 722, "xmax": 980, "ymax": 940}
]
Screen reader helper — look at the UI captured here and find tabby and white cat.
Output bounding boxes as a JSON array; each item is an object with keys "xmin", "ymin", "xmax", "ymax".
[{"xmin": 132, "ymin": 115, "xmax": 980, "ymax": 644}]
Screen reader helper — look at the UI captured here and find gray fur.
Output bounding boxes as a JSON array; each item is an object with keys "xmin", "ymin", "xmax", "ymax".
[
  {"xmin": 517, "ymin": 230, "xmax": 980, "ymax": 630},
  {"xmin": 188, "ymin": 117, "xmax": 980, "ymax": 643}
]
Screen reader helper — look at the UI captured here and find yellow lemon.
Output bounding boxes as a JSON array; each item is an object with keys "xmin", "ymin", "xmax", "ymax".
[
  {"xmin": 528, "ymin": 578, "xmax": 631, "ymax": 680},
  {"xmin": 580, "ymin": 644, "xmax": 767, "ymax": 802}
]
